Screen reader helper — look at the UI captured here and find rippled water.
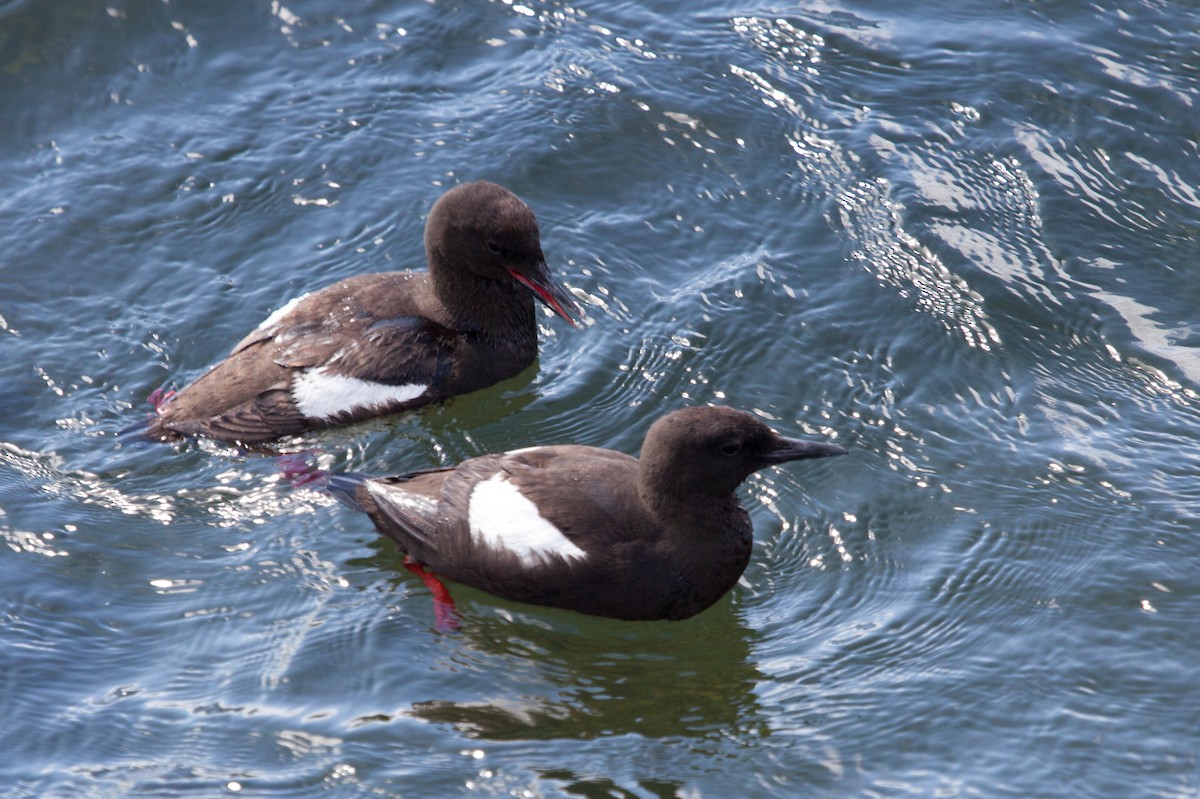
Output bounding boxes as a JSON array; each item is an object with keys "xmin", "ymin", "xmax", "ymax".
[{"xmin": 3, "ymin": 0, "xmax": 1199, "ymax": 796}]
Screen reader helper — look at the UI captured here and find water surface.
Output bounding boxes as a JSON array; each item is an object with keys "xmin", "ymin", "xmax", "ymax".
[{"xmin": 2, "ymin": 0, "xmax": 1199, "ymax": 796}]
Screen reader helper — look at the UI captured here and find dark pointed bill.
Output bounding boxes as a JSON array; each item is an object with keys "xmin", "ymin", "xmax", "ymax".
[
  {"xmin": 764, "ymin": 436, "xmax": 848, "ymax": 464},
  {"xmin": 509, "ymin": 265, "xmax": 580, "ymax": 326}
]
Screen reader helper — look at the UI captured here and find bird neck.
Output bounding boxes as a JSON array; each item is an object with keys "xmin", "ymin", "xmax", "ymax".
[
  {"xmin": 430, "ymin": 258, "xmax": 537, "ymax": 339},
  {"xmin": 637, "ymin": 469, "xmax": 743, "ymax": 532},
  {"xmin": 637, "ymin": 473, "xmax": 754, "ymax": 619}
]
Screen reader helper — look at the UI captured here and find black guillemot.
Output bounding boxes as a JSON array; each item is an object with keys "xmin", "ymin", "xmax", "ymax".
[
  {"xmin": 327, "ymin": 405, "xmax": 846, "ymax": 622},
  {"xmin": 147, "ymin": 181, "xmax": 578, "ymax": 444}
]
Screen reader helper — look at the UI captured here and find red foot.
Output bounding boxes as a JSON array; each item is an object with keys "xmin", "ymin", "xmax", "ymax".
[
  {"xmin": 403, "ymin": 557, "xmax": 459, "ymax": 631},
  {"xmin": 148, "ymin": 387, "xmax": 176, "ymax": 411},
  {"xmin": 277, "ymin": 452, "xmax": 325, "ymax": 487}
]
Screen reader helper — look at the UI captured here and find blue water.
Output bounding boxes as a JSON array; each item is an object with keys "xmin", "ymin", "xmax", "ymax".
[{"xmin": 3, "ymin": 0, "xmax": 1200, "ymax": 796}]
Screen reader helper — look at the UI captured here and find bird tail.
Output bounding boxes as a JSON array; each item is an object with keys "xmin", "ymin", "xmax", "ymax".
[
  {"xmin": 275, "ymin": 452, "xmax": 368, "ymax": 511},
  {"xmin": 141, "ymin": 416, "xmax": 181, "ymax": 442},
  {"xmin": 324, "ymin": 472, "xmax": 370, "ymax": 511}
]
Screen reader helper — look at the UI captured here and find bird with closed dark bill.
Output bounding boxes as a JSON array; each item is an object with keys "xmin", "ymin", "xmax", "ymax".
[{"xmin": 328, "ymin": 405, "xmax": 846, "ymax": 622}]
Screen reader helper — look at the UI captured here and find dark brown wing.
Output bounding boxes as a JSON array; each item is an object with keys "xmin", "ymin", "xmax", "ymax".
[
  {"xmin": 151, "ymin": 342, "xmax": 306, "ymax": 442},
  {"xmin": 153, "ymin": 273, "xmax": 467, "ymax": 442},
  {"xmin": 287, "ymin": 316, "xmax": 462, "ymax": 389},
  {"xmin": 496, "ymin": 447, "xmax": 646, "ymax": 548}
]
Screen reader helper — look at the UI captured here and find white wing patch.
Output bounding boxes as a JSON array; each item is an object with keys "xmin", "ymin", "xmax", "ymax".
[
  {"xmin": 292, "ymin": 368, "xmax": 427, "ymax": 420},
  {"xmin": 468, "ymin": 474, "xmax": 586, "ymax": 567},
  {"xmin": 257, "ymin": 293, "xmax": 308, "ymax": 333},
  {"xmin": 504, "ymin": 446, "xmax": 547, "ymax": 456}
]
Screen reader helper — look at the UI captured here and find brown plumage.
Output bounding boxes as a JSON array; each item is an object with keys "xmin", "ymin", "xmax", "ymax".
[
  {"xmin": 148, "ymin": 181, "xmax": 578, "ymax": 444},
  {"xmin": 331, "ymin": 406, "xmax": 847, "ymax": 621}
]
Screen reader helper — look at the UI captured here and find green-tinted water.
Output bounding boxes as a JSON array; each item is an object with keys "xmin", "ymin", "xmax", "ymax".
[{"xmin": 3, "ymin": 1, "xmax": 1199, "ymax": 796}]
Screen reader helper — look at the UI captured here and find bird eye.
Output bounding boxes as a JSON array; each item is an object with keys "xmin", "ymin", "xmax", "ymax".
[
  {"xmin": 485, "ymin": 240, "xmax": 503, "ymax": 255},
  {"xmin": 719, "ymin": 441, "xmax": 741, "ymax": 457}
]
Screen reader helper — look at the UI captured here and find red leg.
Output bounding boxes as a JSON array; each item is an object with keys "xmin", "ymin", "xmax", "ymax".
[
  {"xmin": 277, "ymin": 452, "xmax": 326, "ymax": 487},
  {"xmin": 148, "ymin": 386, "xmax": 176, "ymax": 410},
  {"xmin": 403, "ymin": 557, "xmax": 459, "ymax": 631}
]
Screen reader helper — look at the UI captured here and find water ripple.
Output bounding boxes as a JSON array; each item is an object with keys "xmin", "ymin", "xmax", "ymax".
[{"xmin": 5, "ymin": 0, "xmax": 1200, "ymax": 796}]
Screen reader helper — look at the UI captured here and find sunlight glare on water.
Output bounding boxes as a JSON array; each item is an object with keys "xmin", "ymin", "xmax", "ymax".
[{"xmin": 2, "ymin": 0, "xmax": 1200, "ymax": 796}]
